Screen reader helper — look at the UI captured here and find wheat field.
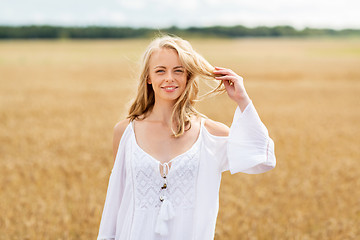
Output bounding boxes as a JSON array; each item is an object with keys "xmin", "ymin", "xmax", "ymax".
[{"xmin": 0, "ymin": 38, "xmax": 359, "ymax": 240}]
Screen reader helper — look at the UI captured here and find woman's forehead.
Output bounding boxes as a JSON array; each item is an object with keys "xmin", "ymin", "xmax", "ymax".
[{"xmin": 149, "ymin": 48, "xmax": 182, "ymax": 67}]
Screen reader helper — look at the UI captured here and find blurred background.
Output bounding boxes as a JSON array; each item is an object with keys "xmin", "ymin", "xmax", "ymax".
[{"xmin": 0, "ymin": 0, "xmax": 359, "ymax": 239}]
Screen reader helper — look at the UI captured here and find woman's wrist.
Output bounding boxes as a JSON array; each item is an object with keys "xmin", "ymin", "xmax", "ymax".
[{"xmin": 235, "ymin": 92, "xmax": 251, "ymax": 112}]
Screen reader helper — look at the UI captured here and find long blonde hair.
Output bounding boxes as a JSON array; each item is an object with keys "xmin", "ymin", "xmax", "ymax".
[{"xmin": 128, "ymin": 34, "xmax": 225, "ymax": 137}]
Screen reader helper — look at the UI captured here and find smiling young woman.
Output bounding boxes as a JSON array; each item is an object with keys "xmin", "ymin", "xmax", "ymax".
[
  {"xmin": 147, "ymin": 48, "xmax": 187, "ymax": 103},
  {"xmin": 97, "ymin": 35, "xmax": 276, "ymax": 240}
]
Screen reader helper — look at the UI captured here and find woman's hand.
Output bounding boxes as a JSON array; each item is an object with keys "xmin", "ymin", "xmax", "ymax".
[{"xmin": 213, "ymin": 67, "xmax": 251, "ymax": 111}]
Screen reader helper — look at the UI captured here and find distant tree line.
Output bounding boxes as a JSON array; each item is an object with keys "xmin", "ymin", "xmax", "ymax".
[{"xmin": 0, "ymin": 25, "xmax": 359, "ymax": 39}]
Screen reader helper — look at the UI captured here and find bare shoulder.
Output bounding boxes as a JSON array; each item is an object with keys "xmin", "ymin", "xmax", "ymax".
[
  {"xmin": 114, "ymin": 119, "xmax": 131, "ymax": 138},
  {"xmin": 113, "ymin": 119, "xmax": 131, "ymax": 162},
  {"xmin": 203, "ymin": 118, "xmax": 229, "ymax": 137}
]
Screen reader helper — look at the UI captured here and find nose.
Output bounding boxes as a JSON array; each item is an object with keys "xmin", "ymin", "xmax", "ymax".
[{"xmin": 164, "ymin": 72, "xmax": 175, "ymax": 82}]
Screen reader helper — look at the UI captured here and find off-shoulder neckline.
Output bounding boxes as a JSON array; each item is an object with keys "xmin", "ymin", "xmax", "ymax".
[{"xmin": 129, "ymin": 118, "xmax": 204, "ymax": 165}]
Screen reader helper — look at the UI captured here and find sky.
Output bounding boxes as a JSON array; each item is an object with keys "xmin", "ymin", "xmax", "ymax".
[{"xmin": 1, "ymin": 0, "xmax": 359, "ymax": 29}]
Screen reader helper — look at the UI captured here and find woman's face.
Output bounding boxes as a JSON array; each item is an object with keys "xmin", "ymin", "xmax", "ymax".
[{"xmin": 148, "ymin": 48, "xmax": 187, "ymax": 103}]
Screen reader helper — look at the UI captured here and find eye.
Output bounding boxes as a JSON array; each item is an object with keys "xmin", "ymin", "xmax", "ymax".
[
  {"xmin": 156, "ymin": 70, "xmax": 165, "ymax": 73},
  {"xmin": 175, "ymin": 69, "xmax": 184, "ymax": 73}
]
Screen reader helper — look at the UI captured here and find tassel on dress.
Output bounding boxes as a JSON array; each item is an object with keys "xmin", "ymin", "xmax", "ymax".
[{"xmin": 155, "ymin": 197, "xmax": 175, "ymax": 235}]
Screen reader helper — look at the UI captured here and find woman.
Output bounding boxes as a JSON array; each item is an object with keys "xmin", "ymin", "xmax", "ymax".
[{"xmin": 97, "ymin": 35, "xmax": 276, "ymax": 240}]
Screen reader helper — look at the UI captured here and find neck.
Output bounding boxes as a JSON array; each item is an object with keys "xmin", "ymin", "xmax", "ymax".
[{"xmin": 148, "ymin": 99, "xmax": 176, "ymax": 125}]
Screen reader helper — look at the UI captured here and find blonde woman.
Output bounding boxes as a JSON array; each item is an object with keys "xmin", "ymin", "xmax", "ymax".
[{"xmin": 97, "ymin": 35, "xmax": 276, "ymax": 240}]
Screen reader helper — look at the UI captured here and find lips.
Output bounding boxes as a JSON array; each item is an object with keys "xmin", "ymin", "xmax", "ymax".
[{"xmin": 161, "ymin": 86, "xmax": 178, "ymax": 90}]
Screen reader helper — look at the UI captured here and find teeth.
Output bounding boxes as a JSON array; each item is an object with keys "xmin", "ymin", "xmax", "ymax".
[{"xmin": 163, "ymin": 87, "xmax": 176, "ymax": 90}]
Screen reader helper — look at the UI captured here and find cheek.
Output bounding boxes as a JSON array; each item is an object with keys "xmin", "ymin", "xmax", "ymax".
[
  {"xmin": 148, "ymin": 73, "xmax": 158, "ymax": 84},
  {"xmin": 182, "ymin": 76, "xmax": 188, "ymax": 86}
]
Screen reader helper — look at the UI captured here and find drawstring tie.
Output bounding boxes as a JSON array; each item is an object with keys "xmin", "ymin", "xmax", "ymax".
[
  {"xmin": 155, "ymin": 162, "xmax": 175, "ymax": 236},
  {"xmin": 155, "ymin": 196, "xmax": 175, "ymax": 235}
]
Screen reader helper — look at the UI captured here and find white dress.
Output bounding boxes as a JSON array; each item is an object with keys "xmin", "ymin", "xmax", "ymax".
[{"xmin": 97, "ymin": 100, "xmax": 276, "ymax": 240}]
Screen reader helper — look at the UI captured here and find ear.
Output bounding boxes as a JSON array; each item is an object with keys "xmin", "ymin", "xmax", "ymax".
[{"xmin": 147, "ymin": 77, "xmax": 152, "ymax": 84}]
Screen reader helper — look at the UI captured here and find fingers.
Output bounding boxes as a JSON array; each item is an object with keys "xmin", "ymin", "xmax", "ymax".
[
  {"xmin": 213, "ymin": 67, "xmax": 236, "ymax": 76},
  {"xmin": 214, "ymin": 75, "xmax": 235, "ymax": 86},
  {"xmin": 214, "ymin": 75, "xmax": 235, "ymax": 81},
  {"xmin": 213, "ymin": 67, "xmax": 243, "ymax": 88},
  {"xmin": 215, "ymin": 78, "xmax": 234, "ymax": 87},
  {"xmin": 223, "ymin": 79, "xmax": 233, "ymax": 89}
]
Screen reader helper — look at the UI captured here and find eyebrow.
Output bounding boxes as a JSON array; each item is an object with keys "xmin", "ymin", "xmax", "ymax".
[{"xmin": 154, "ymin": 65, "xmax": 184, "ymax": 69}]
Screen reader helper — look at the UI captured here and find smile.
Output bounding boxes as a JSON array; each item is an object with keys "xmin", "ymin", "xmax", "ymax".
[{"xmin": 161, "ymin": 86, "xmax": 178, "ymax": 90}]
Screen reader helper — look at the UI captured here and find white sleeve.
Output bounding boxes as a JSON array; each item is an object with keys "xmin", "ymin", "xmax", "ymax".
[
  {"xmin": 224, "ymin": 100, "xmax": 276, "ymax": 174},
  {"xmin": 97, "ymin": 130, "xmax": 128, "ymax": 240}
]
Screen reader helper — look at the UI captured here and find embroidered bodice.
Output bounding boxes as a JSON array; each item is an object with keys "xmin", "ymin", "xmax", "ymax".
[{"xmin": 130, "ymin": 120, "xmax": 202, "ymax": 234}]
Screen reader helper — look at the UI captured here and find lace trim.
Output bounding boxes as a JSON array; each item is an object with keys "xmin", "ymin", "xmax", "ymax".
[{"xmin": 132, "ymin": 141, "xmax": 200, "ymax": 210}]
